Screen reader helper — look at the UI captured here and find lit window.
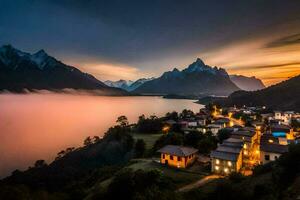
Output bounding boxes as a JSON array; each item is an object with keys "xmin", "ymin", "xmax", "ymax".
[
  {"xmin": 228, "ymin": 161, "xmax": 232, "ymax": 167},
  {"xmin": 215, "ymin": 166, "xmax": 219, "ymax": 170},
  {"xmin": 244, "ymin": 151, "xmax": 248, "ymax": 155},
  {"xmin": 243, "ymin": 144, "xmax": 247, "ymax": 149},
  {"xmin": 224, "ymin": 168, "xmax": 229, "ymax": 173},
  {"xmin": 216, "ymin": 159, "xmax": 220, "ymax": 164}
]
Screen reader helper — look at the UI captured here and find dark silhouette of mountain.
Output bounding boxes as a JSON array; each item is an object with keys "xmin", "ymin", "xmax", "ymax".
[
  {"xmin": 230, "ymin": 75, "xmax": 265, "ymax": 91},
  {"xmin": 133, "ymin": 58, "xmax": 240, "ymax": 96},
  {"xmin": 0, "ymin": 45, "xmax": 127, "ymax": 95},
  {"xmin": 222, "ymin": 75, "xmax": 300, "ymax": 111}
]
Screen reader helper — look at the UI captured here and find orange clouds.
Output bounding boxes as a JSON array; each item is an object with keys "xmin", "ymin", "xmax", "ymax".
[{"xmin": 199, "ymin": 33, "xmax": 300, "ymax": 86}]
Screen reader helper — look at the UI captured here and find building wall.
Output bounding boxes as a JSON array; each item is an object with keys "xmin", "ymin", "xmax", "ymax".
[
  {"xmin": 160, "ymin": 153, "xmax": 196, "ymax": 168},
  {"xmin": 211, "ymin": 152, "xmax": 242, "ymax": 174},
  {"xmin": 260, "ymin": 151, "xmax": 281, "ymax": 164}
]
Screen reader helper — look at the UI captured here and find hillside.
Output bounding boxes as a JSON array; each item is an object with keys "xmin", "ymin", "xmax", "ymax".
[
  {"xmin": 134, "ymin": 58, "xmax": 240, "ymax": 96},
  {"xmin": 0, "ymin": 45, "xmax": 127, "ymax": 95},
  {"xmin": 230, "ymin": 75, "xmax": 265, "ymax": 91},
  {"xmin": 221, "ymin": 75, "xmax": 300, "ymax": 111}
]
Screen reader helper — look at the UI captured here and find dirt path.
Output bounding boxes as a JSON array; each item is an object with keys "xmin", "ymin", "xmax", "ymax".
[{"xmin": 177, "ymin": 175, "xmax": 222, "ymax": 192}]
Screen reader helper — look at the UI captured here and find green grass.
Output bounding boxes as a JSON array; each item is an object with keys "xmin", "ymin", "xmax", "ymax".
[
  {"xmin": 131, "ymin": 133, "xmax": 163, "ymax": 149},
  {"xmin": 127, "ymin": 159, "xmax": 202, "ymax": 187}
]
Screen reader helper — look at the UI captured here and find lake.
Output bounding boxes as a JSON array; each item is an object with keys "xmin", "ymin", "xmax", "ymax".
[{"xmin": 0, "ymin": 93, "xmax": 203, "ymax": 178}]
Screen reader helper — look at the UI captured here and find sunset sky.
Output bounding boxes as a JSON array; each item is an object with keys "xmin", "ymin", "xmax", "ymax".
[{"xmin": 1, "ymin": 0, "xmax": 300, "ymax": 86}]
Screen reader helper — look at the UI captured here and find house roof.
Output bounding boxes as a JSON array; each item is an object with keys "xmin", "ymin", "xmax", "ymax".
[
  {"xmin": 215, "ymin": 146, "xmax": 242, "ymax": 154},
  {"xmin": 222, "ymin": 138, "xmax": 243, "ymax": 148},
  {"xmin": 232, "ymin": 130, "xmax": 255, "ymax": 137},
  {"xmin": 261, "ymin": 134, "xmax": 279, "ymax": 144},
  {"xmin": 271, "ymin": 124, "xmax": 291, "ymax": 133},
  {"xmin": 260, "ymin": 143, "xmax": 288, "ymax": 154},
  {"xmin": 210, "ymin": 151, "xmax": 240, "ymax": 161},
  {"xmin": 215, "ymin": 118, "xmax": 230, "ymax": 123},
  {"xmin": 157, "ymin": 145, "xmax": 198, "ymax": 157}
]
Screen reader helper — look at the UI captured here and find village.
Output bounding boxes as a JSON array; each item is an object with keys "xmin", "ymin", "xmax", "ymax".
[{"xmin": 157, "ymin": 105, "xmax": 300, "ymax": 177}]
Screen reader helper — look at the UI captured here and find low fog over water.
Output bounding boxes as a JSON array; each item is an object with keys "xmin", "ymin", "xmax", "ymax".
[{"xmin": 0, "ymin": 93, "xmax": 202, "ymax": 178}]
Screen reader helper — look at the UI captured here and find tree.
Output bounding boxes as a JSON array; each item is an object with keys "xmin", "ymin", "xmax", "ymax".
[
  {"xmin": 135, "ymin": 139, "xmax": 146, "ymax": 158},
  {"xmin": 34, "ymin": 160, "xmax": 47, "ymax": 168},
  {"xmin": 165, "ymin": 111, "xmax": 178, "ymax": 121},
  {"xmin": 217, "ymin": 129, "xmax": 232, "ymax": 143},
  {"xmin": 198, "ymin": 134, "xmax": 218, "ymax": 154},
  {"xmin": 84, "ymin": 136, "xmax": 93, "ymax": 146},
  {"xmin": 184, "ymin": 131, "xmax": 203, "ymax": 148},
  {"xmin": 93, "ymin": 136, "xmax": 101, "ymax": 143},
  {"xmin": 136, "ymin": 115, "xmax": 163, "ymax": 134},
  {"xmin": 116, "ymin": 115, "xmax": 129, "ymax": 127}
]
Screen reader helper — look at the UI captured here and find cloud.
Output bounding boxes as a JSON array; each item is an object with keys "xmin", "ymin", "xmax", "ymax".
[
  {"xmin": 265, "ymin": 33, "xmax": 300, "ymax": 48},
  {"xmin": 65, "ymin": 60, "xmax": 144, "ymax": 81}
]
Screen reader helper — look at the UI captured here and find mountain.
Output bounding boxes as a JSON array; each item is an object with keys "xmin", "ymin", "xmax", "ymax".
[
  {"xmin": 230, "ymin": 75, "xmax": 265, "ymax": 91},
  {"xmin": 221, "ymin": 75, "xmax": 300, "ymax": 111},
  {"xmin": 104, "ymin": 79, "xmax": 133, "ymax": 91},
  {"xmin": 104, "ymin": 77, "xmax": 154, "ymax": 91},
  {"xmin": 133, "ymin": 58, "xmax": 240, "ymax": 96},
  {"xmin": 127, "ymin": 77, "xmax": 155, "ymax": 91},
  {"xmin": 0, "ymin": 45, "xmax": 127, "ymax": 95}
]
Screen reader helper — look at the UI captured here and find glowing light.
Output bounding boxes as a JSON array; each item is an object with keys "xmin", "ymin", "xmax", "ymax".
[
  {"xmin": 228, "ymin": 161, "xmax": 232, "ymax": 167},
  {"xmin": 224, "ymin": 168, "xmax": 229, "ymax": 173},
  {"xmin": 268, "ymin": 139, "xmax": 274, "ymax": 143},
  {"xmin": 162, "ymin": 126, "xmax": 170, "ymax": 134},
  {"xmin": 216, "ymin": 159, "xmax": 220, "ymax": 164},
  {"xmin": 215, "ymin": 166, "xmax": 220, "ymax": 170}
]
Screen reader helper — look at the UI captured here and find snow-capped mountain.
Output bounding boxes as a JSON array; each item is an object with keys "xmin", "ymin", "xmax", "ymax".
[
  {"xmin": 104, "ymin": 78, "xmax": 154, "ymax": 91},
  {"xmin": 0, "ymin": 45, "xmax": 127, "ymax": 94},
  {"xmin": 104, "ymin": 80, "xmax": 133, "ymax": 90},
  {"xmin": 133, "ymin": 58, "xmax": 240, "ymax": 96},
  {"xmin": 128, "ymin": 77, "xmax": 155, "ymax": 91}
]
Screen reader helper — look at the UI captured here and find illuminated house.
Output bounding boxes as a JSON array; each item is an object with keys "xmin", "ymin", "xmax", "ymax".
[
  {"xmin": 260, "ymin": 143, "xmax": 288, "ymax": 164},
  {"xmin": 274, "ymin": 111, "xmax": 295, "ymax": 125},
  {"xmin": 270, "ymin": 124, "xmax": 294, "ymax": 140},
  {"xmin": 230, "ymin": 130, "xmax": 257, "ymax": 158},
  {"xmin": 210, "ymin": 138, "xmax": 243, "ymax": 174},
  {"xmin": 158, "ymin": 145, "xmax": 198, "ymax": 168}
]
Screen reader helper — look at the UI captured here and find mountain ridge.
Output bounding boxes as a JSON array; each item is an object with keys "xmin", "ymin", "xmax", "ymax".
[
  {"xmin": 0, "ymin": 45, "xmax": 127, "ymax": 95},
  {"xmin": 220, "ymin": 74, "xmax": 300, "ymax": 111},
  {"xmin": 229, "ymin": 74, "xmax": 265, "ymax": 91},
  {"xmin": 133, "ymin": 58, "xmax": 240, "ymax": 96}
]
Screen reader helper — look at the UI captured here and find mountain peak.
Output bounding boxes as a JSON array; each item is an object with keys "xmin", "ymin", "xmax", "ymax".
[
  {"xmin": 172, "ymin": 68, "xmax": 180, "ymax": 72},
  {"xmin": 195, "ymin": 58, "xmax": 205, "ymax": 65},
  {"xmin": 34, "ymin": 49, "xmax": 48, "ymax": 57}
]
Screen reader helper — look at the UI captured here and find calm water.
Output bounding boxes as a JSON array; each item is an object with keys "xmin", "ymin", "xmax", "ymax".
[{"xmin": 0, "ymin": 93, "xmax": 202, "ymax": 178}]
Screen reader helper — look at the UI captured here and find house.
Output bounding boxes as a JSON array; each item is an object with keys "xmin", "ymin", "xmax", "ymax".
[
  {"xmin": 270, "ymin": 124, "xmax": 294, "ymax": 140},
  {"xmin": 211, "ymin": 138, "xmax": 243, "ymax": 174},
  {"xmin": 214, "ymin": 118, "xmax": 231, "ymax": 128},
  {"xmin": 274, "ymin": 111, "xmax": 295, "ymax": 125},
  {"xmin": 230, "ymin": 130, "xmax": 258, "ymax": 164},
  {"xmin": 207, "ymin": 124, "xmax": 223, "ymax": 135},
  {"xmin": 158, "ymin": 145, "xmax": 198, "ymax": 168},
  {"xmin": 260, "ymin": 143, "xmax": 288, "ymax": 164}
]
